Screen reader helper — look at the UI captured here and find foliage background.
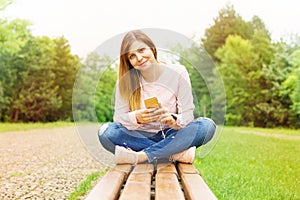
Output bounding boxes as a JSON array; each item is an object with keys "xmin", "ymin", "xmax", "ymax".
[{"xmin": 1, "ymin": 2, "xmax": 299, "ymax": 128}]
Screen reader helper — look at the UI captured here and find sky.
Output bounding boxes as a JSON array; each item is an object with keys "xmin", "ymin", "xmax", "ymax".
[{"xmin": 1, "ymin": 0, "xmax": 299, "ymax": 58}]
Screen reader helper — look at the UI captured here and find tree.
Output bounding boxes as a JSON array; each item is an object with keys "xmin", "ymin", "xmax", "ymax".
[
  {"xmin": 11, "ymin": 37, "xmax": 62, "ymax": 122},
  {"xmin": 1, "ymin": 33, "xmax": 81, "ymax": 122},
  {"xmin": 0, "ymin": 83, "xmax": 9, "ymax": 120},
  {"xmin": 175, "ymin": 43, "xmax": 226, "ymax": 124},
  {"xmin": 215, "ymin": 35, "xmax": 258, "ymax": 125},
  {"xmin": 95, "ymin": 64, "xmax": 117, "ymax": 122},
  {"xmin": 0, "ymin": 18, "xmax": 33, "ymax": 121},
  {"xmin": 73, "ymin": 52, "xmax": 116, "ymax": 122},
  {"xmin": 202, "ymin": 4, "xmax": 252, "ymax": 61},
  {"xmin": 289, "ymin": 69, "xmax": 300, "ymax": 115},
  {"xmin": 1, "ymin": 4, "xmax": 82, "ymax": 122},
  {"xmin": 0, "ymin": 19, "xmax": 32, "ymax": 54},
  {"xmin": 281, "ymin": 49, "xmax": 300, "ymax": 127},
  {"xmin": 177, "ymin": 44, "xmax": 211, "ymax": 118},
  {"xmin": 249, "ymin": 15, "xmax": 271, "ymax": 40},
  {"xmin": 215, "ymin": 32, "xmax": 299, "ymax": 127},
  {"xmin": 50, "ymin": 36, "xmax": 81, "ymax": 121}
]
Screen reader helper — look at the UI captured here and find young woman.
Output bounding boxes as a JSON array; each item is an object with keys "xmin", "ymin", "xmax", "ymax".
[{"xmin": 98, "ymin": 30, "xmax": 216, "ymax": 165}]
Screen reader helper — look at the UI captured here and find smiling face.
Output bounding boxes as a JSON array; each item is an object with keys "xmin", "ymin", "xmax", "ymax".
[
  {"xmin": 118, "ymin": 30, "xmax": 158, "ymax": 110},
  {"xmin": 127, "ymin": 40, "xmax": 158, "ymax": 71}
]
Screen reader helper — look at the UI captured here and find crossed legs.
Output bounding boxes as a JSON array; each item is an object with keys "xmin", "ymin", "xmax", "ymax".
[{"xmin": 98, "ymin": 118, "xmax": 216, "ymax": 164}]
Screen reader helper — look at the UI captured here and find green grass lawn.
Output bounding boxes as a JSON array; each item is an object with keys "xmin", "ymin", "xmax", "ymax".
[
  {"xmin": 0, "ymin": 121, "xmax": 75, "ymax": 132},
  {"xmin": 194, "ymin": 126, "xmax": 300, "ymax": 200},
  {"xmin": 68, "ymin": 171, "xmax": 106, "ymax": 200},
  {"xmin": 2, "ymin": 123, "xmax": 299, "ymax": 199}
]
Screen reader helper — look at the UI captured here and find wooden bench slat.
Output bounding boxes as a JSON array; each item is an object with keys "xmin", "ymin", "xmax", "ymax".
[
  {"xmin": 156, "ymin": 163, "xmax": 178, "ymax": 175},
  {"xmin": 119, "ymin": 173, "xmax": 152, "ymax": 200},
  {"xmin": 178, "ymin": 163, "xmax": 217, "ymax": 200},
  {"xmin": 181, "ymin": 174, "xmax": 217, "ymax": 200},
  {"xmin": 87, "ymin": 162, "xmax": 217, "ymax": 200},
  {"xmin": 177, "ymin": 163, "xmax": 199, "ymax": 175},
  {"xmin": 131, "ymin": 163, "xmax": 154, "ymax": 175},
  {"xmin": 113, "ymin": 164, "xmax": 133, "ymax": 175},
  {"xmin": 85, "ymin": 170, "xmax": 126, "ymax": 200},
  {"xmin": 155, "ymin": 173, "xmax": 185, "ymax": 200},
  {"xmin": 119, "ymin": 164, "xmax": 154, "ymax": 200}
]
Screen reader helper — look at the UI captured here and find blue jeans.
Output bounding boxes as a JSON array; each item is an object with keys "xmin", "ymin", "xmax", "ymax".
[{"xmin": 98, "ymin": 117, "xmax": 216, "ymax": 163}]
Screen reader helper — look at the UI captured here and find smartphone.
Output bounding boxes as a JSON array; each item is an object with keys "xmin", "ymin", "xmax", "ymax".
[{"xmin": 144, "ymin": 97, "xmax": 159, "ymax": 109}]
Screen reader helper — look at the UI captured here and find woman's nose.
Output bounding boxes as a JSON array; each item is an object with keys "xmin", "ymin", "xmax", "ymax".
[{"xmin": 136, "ymin": 53, "xmax": 143, "ymax": 61}]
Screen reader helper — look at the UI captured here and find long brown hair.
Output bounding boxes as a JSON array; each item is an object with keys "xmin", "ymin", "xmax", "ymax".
[{"xmin": 118, "ymin": 30, "xmax": 157, "ymax": 111}]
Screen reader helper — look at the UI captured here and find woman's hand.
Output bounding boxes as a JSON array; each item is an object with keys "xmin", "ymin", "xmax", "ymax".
[
  {"xmin": 153, "ymin": 106, "xmax": 176, "ymax": 126},
  {"xmin": 154, "ymin": 104, "xmax": 181, "ymax": 130},
  {"xmin": 136, "ymin": 108, "xmax": 160, "ymax": 124},
  {"xmin": 136, "ymin": 104, "xmax": 181, "ymax": 130}
]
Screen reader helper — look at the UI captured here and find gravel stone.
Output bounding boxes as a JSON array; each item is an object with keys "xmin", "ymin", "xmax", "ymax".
[{"xmin": 0, "ymin": 125, "xmax": 109, "ymax": 199}]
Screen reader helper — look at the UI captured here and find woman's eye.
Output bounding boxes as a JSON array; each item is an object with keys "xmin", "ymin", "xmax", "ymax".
[
  {"xmin": 128, "ymin": 54, "xmax": 135, "ymax": 60},
  {"xmin": 138, "ymin": 48, "xmax": 145, "ymax": 53}
]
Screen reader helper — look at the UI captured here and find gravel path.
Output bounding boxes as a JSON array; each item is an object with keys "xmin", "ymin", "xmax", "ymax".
[{"xmin": 0, "ymin": 125, "xmax": 110, "ymax": 200}]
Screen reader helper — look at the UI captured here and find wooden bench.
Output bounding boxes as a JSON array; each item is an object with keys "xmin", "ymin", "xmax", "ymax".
[{"xmin": 86, "ymin": 162, "xmax": 217, "ymax": 200}]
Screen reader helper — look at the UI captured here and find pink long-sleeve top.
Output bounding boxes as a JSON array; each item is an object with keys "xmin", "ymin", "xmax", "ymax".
[{"xmin": 113, "ymin": 63, "xmax": 195, "ymax": 133}]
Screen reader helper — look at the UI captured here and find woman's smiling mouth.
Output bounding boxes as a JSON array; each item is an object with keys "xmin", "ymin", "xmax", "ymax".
[{"xmin": 140, "ymin": 60, "xmax": 148, "ymax": 66}]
